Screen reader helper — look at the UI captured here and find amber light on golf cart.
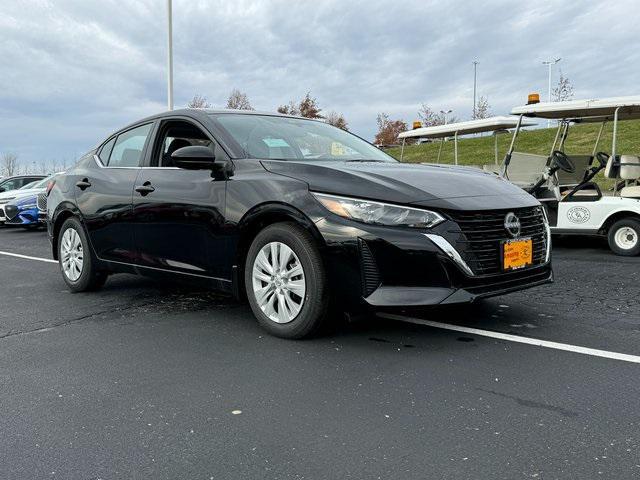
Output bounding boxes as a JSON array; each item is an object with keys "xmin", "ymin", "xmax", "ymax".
[
  {"xmin": 527, "ymin": 93, "xmax": 540, "ymax": 105},
  {"xmin": 412, "ymin": 121, "xmax": 422, "ymax": 129}
]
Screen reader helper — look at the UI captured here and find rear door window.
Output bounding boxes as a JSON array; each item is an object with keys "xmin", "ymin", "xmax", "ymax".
[
  {"xmin": 108, "ymin": 124, "xmax": 152, "ymax": 167},
  {"xmin": 99, "ymin": 137, "xmax": 116, "ymax": 164}
]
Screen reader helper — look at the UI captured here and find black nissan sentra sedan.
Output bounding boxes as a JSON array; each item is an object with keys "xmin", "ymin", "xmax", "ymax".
[{"xmin": 47, "ymin": 109, "xmax": 552, "ymax": 338}]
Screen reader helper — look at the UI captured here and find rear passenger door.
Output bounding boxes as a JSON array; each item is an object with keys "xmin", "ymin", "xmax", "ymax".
[{"xmin": 74, "ymin": 122, "xmax": 154, "ymax": 263}]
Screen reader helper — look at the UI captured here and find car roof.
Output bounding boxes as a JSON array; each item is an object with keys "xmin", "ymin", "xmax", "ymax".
[{"xmin": 128, "ymin": 108, "xmax": 319, "ymax": 127}]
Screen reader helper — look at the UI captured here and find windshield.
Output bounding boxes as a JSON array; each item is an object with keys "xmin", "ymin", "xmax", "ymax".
[
  {"xmin": 32, "ymin": 176, "xmax": 52, "ymax": 188},
  {"xmin": 19, "ymin": 181, "xmax": 38, "ymax": 189},
  {"xmin": 211, "ymin": 113, "xmax": 395, "ymax": 162}
]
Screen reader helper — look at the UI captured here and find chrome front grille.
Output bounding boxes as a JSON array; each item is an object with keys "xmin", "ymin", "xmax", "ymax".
[
  {"xmin": 446, "ymin": 206, "xmax": 547, "ymax": 276},
  {"xmin": 37, "ymin": 193, "xmax": 47, "ymax": 211}
]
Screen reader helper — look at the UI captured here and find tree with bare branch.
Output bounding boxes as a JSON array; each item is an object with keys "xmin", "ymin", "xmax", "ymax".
[
  {"xmin": 374, "ymin": 113, "xmax": 407, "ymax": 145},
  {"xmin": 552, "ymin": 70, "xmax": 574, "ymax": 102},
  {"xmin": 417, "ymin": 104, "xmax": 459, "ymax": 126},
  {"xmin": 1, "ymin": 152, "xmax": 18, "ymax": 177},
  {"xmin": 474, "ymin": 96, "xmax": 491, "ymax": 119},
  {"xmin": 187, "ymin": 94, "xmax": 212, "ymax": 109},
  {"xmin": 277, "ymin": 92, "xmax": 323, "ymax": 119},
  {"xmin": 226, "ymin": 89, "xmax": 254, "ymax": 110},
  {"xmin": 325, "ymin": 111, "xmax": 348, "ymax": 130},
  {"xmin": 277, "ymin": 100, "xmax": 299, "ymax": 116},
  {"xmin": 418, "ymin": 104, "xmax": 442, "ymax": 127}
]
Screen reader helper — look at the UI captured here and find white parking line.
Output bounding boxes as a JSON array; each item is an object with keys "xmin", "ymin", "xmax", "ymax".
[
  {"xmin": 381, "ymin": 313, "xmax": 640, "ymax": 365},
  {"xmin": 0, "ymin": 250, "xmax": 58, "ymax": 264}
]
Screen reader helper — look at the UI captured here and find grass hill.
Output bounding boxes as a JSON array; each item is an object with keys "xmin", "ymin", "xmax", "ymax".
[{"xmin": 385, "ymin": 120, "xmax": 640, "ymax": 188}]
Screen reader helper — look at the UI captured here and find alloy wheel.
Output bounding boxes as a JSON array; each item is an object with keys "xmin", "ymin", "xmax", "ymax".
[
  {"xmin": 61, "ymin": 227, "xmax": 84, "ymax": 281},
  {"xmin": 252, "ymin": 241, "xmax": 306, "ymax": 324}
]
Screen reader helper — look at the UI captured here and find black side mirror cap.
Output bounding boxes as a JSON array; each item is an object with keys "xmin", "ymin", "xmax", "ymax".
[{"xmin": 171, "ymin": 146, "xmax": 216, "ymax": 170}]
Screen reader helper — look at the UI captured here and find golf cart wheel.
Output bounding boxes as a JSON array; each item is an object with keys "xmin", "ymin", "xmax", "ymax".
[
  {"xmin": 608, "ymin": 218, "xmax": 640, "ymax": 256},
  {"xmin": 244, "ymin": 222, "xmax": 330, "ymax": 339},
  {"xmin": 58, "ymin": 217, "xmax": 108, "ymax": 291}
]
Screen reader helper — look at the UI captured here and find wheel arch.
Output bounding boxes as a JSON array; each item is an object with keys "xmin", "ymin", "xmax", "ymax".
[
  {"xmin": 50, "ymin": 203, "xmax": 82, "ymax": 260},
  {"xmin": 599, "ymin": 210, "xmax": 640, "ymax": 234},
  {"xmin": 233, "ymin": 202, "xmax": 325, "ymax": 300}
]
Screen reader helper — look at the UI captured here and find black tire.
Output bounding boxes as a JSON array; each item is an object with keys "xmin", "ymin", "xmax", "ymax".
[
  {"xmin": 607, "ymin": 218, "xmax": 640, "ymax": 256},
  {"xmin": 57, "ymin": 217, "xmax": 108, "ymax": 291},
  {"xmin": 244, "ymin": 222, "xmax": 329, "ymax": 339}
]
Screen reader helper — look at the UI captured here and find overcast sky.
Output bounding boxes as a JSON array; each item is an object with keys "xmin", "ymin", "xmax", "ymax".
[{"xmin": 1, "ymin": 0, "xmax": 639, "ymax": 166}]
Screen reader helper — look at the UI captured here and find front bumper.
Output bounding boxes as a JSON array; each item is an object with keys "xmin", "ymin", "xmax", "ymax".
[
  {"xmin": 316, "ymin": 215, "xmax": 553, "ymax": 308},
  {"xmin": 4, "ymin": 206, "xmax": 41, "ymax": 225}
]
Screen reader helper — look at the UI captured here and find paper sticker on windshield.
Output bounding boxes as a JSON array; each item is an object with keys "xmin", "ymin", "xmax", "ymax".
[
  {"xmin": 263, "ymin": 138, "xmax": 290, "ymax": 148},
  {"xmin": 331, "ymin": 142, "xmax": 346, "ymax": 156}
]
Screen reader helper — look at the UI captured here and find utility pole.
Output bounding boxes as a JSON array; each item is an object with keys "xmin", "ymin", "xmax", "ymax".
[
  {"xmin": 167, "ymin": 0, "xmax": 174, "ymax": 110},
  {"xmin": 472, "ymin": 60, "xmax": 479, "ymax": 119},
  {"xmin": 542, "ymin": 57, "xmax": 561, "ymax": 127}
]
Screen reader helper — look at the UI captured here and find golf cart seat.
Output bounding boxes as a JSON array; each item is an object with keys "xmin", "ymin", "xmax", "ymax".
[
  {"xmin": 504, "ymin": 152, "xmax": 548, "ymax": 188},
  {"xmin": 620, "ymin": 155, "xmax": 640, "ymax": 179},
  {"xmin": 605, "ymin": 154, "xmax": 640, "ymax": 197},
  {"xmin": 621, "ymin": 185, "xmax": 640, "ymax": 198},
  {"xmin": 556, "ymin": 155, "xmax": 592, "ymax": 187},
  {"xmin": 604, "ymin": 155, "xmax": 619, "ymax": 178}
]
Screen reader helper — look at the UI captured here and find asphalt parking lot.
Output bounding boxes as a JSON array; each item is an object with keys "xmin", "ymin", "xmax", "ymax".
[{"xmin": 0, "ymin": 227, "xmax": 639, "ymax": 479}]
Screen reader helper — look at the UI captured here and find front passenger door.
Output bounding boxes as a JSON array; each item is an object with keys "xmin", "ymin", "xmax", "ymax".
[{"xmin": 132, "ymin": 119, "xmax": 228, "ymax": 279}]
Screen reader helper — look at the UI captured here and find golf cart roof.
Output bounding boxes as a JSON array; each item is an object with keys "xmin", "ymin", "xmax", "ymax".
[
  {"xmin": 398, "ymin": 116, "xmax": 537, "ymax": 139},
  {"xmin": 511, "ymin": 95, "xmax": 640, "ymax": 121}
]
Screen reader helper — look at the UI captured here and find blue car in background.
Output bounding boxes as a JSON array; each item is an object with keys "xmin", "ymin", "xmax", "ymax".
[{"xmin": 4, "ymin": 192, "xmax": 47, "ymax": 230}]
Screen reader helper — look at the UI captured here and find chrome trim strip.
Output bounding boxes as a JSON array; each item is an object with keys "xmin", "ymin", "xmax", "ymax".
[
  {"xmin": 93, "ymin": 154, "xmax": 180, "ymax": 170},
  {"xmin": 542, "ymin": 208, "xmax": 552, "ymax": 263},
  {"xmin": 424, "ymin": 234, "xmax": 475, "ymax": 276},
  {"xmin": 99, "ymin": 257, "xmax": 232, "ymax": 282}
]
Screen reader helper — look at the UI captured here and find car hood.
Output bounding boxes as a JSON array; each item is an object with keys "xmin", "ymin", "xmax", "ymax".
[{"xmin": 261, "ymin": 160, "xmax": 538, "ymax": 209}]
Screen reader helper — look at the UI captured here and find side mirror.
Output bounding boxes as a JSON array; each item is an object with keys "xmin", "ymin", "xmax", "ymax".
[{"xmin": 171, "ymin": 146, "xmax": 216, "ymax": 170}]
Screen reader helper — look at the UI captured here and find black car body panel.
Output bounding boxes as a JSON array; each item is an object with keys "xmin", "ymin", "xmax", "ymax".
[
  {"xmin": 261, "ymin": 160, "xmax": 536, "ymax": 207},
  {"xmin": 47, "ymin": 109, "xmax": 552, "ymax": 311}
]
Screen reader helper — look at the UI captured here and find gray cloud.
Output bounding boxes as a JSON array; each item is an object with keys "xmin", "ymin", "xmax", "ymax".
[{"xmin": 1, "ymin": 0, "xmax": 639, "ymax": 165}]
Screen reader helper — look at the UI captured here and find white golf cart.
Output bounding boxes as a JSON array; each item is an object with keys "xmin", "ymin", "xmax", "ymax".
[
  {"xmin": 505, "ymin": 96, "xmax": 640, "ymax": 256},
  {"xmin": 397, "ymin": 116, "xmax": 536, "ymax": 167}
]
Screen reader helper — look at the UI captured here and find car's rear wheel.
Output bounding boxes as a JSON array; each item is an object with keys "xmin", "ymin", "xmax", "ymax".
[
  {"xmin": 58, "ymin": 217, "xmax": 108, "ymax": 291},
  {"xmin": 608, "ymin": 218, "xmax": 640, "ymax": 256},
  {"xmin": 244, "ymin": 222, "xmax": 329, "ymax": 339}
]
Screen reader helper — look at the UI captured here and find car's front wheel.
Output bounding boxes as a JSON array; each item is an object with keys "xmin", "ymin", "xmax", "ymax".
[
  {"xmin": 608, "ymin": 218, "xmax": 640, "ymax": 256},
  {"xmin": 58, "ymin": 217, "xmax": 108, "ymax": 291},
  {"xmin": 244, "ymin": 222, "xmax": 329, "ymax": 339}
]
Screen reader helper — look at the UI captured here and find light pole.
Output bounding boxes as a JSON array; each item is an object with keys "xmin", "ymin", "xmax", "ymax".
[
  {"xmin": 167, "ymin": 0, "xmax": 174, "ymax": 110},
  {"xmin": 542, "ymin": 57, "xmax": 561, "ymax": 127},
  {"xmin": 472, "ymin": 60, "xmax": 479, "ymax": 119},
  {"xmin": 440, "ymin": 109, "xmax": 453, "ymax": 125}
]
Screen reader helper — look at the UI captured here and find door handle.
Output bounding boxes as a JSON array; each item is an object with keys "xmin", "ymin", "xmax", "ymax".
[
  {"xmin": 135, "ymin": 181, "xmax": 155, "ymax": 196},
  {"xmin": 76, "ymin": 178, "xmax": 91, "ymax": 190}
]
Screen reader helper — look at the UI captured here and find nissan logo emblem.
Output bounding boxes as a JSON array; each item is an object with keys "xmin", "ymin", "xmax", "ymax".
[{"xmin": 504, "ymin": 212, "xmax": 521, "ymax": 238}]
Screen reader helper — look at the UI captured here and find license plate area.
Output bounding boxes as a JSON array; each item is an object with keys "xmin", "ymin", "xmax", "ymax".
[{"xmin": 502, "ymin": 238, "xmax": 533, "ymax": 271}]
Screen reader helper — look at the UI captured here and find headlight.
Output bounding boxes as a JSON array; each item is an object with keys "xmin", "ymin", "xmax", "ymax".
[{"xmin": 312, "ymin": 192, "xmax": 444, "ymax": 228}]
